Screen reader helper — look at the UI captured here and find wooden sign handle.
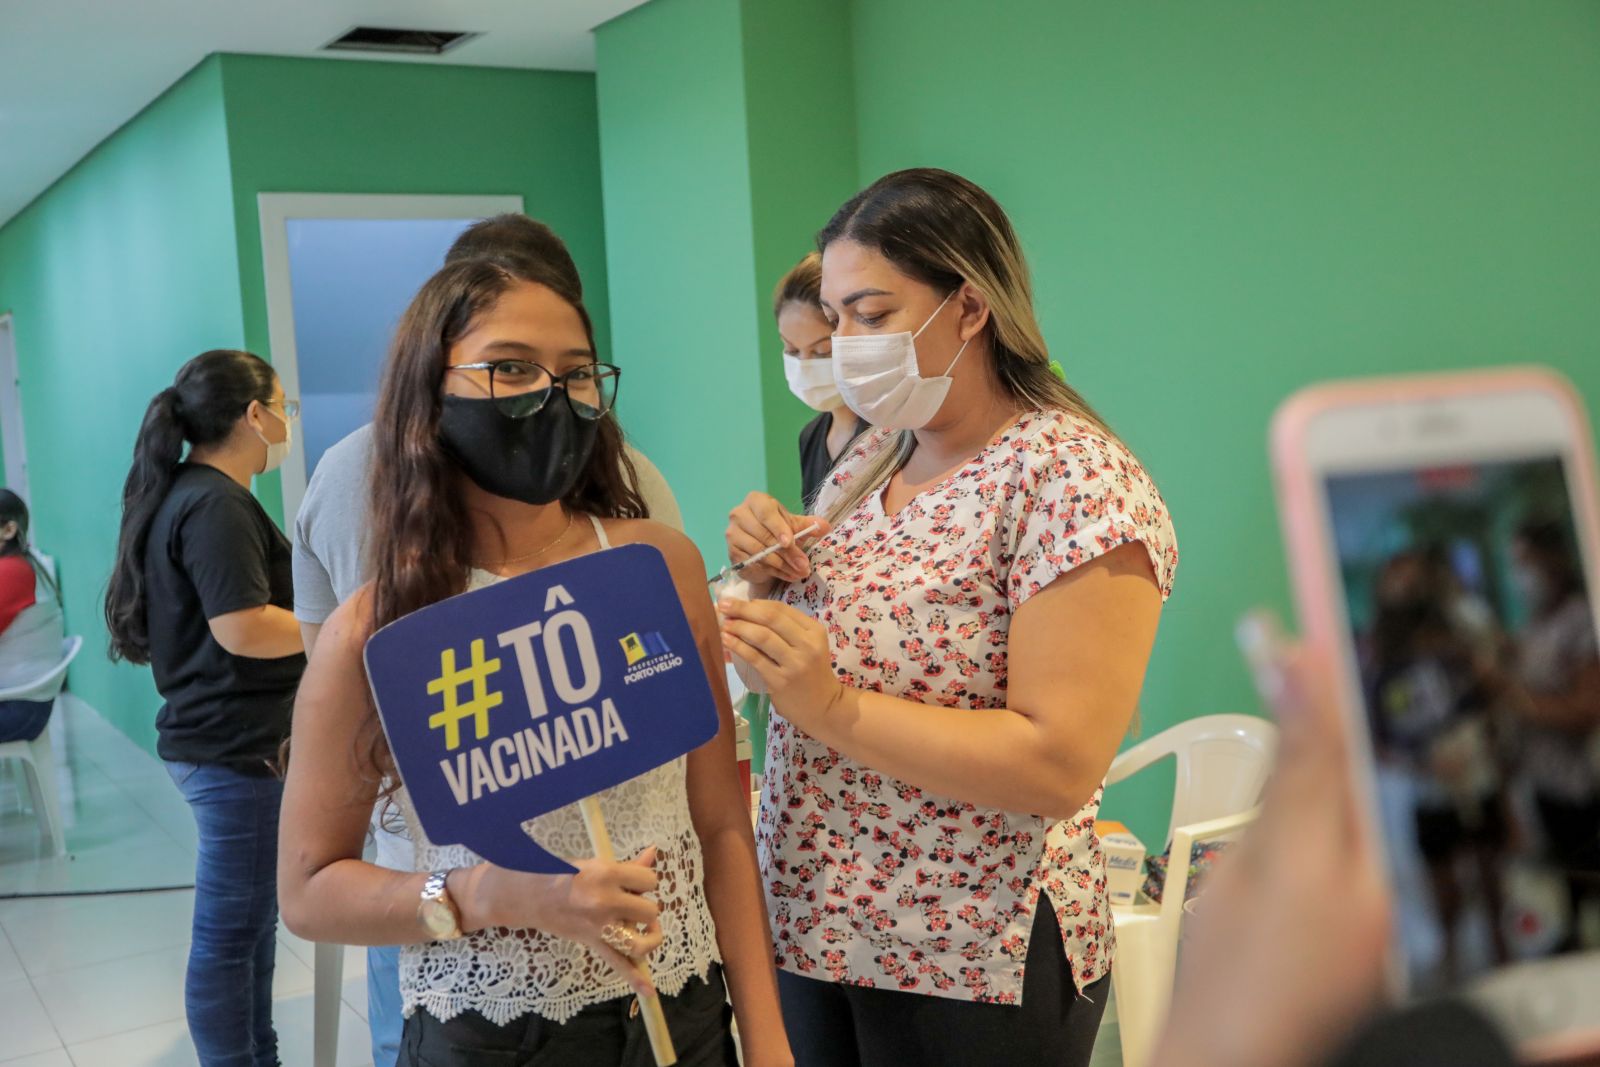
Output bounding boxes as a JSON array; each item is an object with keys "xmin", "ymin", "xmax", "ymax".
[{"xmin": 579, "ymin": 796, "xmax": 678, "ymax": 1066}]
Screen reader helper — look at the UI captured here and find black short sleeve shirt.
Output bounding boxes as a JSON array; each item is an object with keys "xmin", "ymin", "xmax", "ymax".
[{"xmin": 145, "ymin": 464, "xmax": 305, "ymax": 768}]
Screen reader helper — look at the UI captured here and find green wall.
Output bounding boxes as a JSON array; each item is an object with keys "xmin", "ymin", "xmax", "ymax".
[
  {"xmin": 0, "ymin": 54, "xmax": 614, "ymax": 756},
  {"xmin": 596, "ymin": 0, "xmax": 862, "ymax": 558},
  {"xmin": 739, "ymin": 0, "xmax": 860, "ymax": 513},
  {"xmin": 847, "ymin": 0, "xmax": 1600, "ymax": 842},
  {"xmin": 217, "ymin": 54, "xmax": 613, "ymax": 522},
  {"xmin": 9, "ymin": 0, "xmax": 1600, "ymax": 834},
  {"xmin": 596, "ymin": 0, "xmax": 769, "ymax": 560},
  {"xmin": 0, "ymin": 58, "xmax": 245, "ymax": 752}
]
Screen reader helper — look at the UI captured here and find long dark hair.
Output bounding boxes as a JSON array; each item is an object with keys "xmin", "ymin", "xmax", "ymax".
[
  {"xmin": 104, "ymin": 350, "xmax": 277, "ymax": 663},
  {"xmin": 446, "ymin": 214, "xmax": 581, "ymax": 295},
  {"xmin": 815, "ymin": 168, "xmax": 1113, "ymax": 524},
  {"xmin": 368, "ymin": 254, "xmax": 644, "ymax": 634},
  {"xmin": 0, "ymin": 489, "xmax": 58, "ymax": 602},
  {"xmin": 355, "ymin": 255, "xmax": 644, "ymax": 787}
]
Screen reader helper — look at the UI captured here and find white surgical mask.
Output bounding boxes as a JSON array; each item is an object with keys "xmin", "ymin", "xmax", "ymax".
[
  {"xmin": 256, "ymin": 405, "xmax": 292, "ymax": 475},
  {"xmin": 783, "ymin": 354, "xmax": 842, "ymax": 411},
  {"xmin": 831, "ymin": 290, "xmax": 969, "ymax": 430}
]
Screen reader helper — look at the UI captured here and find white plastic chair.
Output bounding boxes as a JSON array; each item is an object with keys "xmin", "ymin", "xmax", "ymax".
[
  {"xmin": 1104, "ymin": 713, "xmax": 1278, "ymax": 1067},
  {"xmin": 0, "ymin": 634, "xmax": 83, "ymax": 856}
]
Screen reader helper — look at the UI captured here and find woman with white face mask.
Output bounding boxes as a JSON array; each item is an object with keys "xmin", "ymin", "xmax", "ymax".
[
  {"xmin": 720, "ymin": 169, "xmax": 1179, "ymax": 1067},
  {"xmin": 774, "ymin": 252, "xmax": 869, "ymax": 509},
  {"xmin": 105, "ymin": 349, "xmax": 304, "ymax": 1066},
  {"xmin": 1502, "ymin": 520, "xmax": 1600, "ymax": 951}
]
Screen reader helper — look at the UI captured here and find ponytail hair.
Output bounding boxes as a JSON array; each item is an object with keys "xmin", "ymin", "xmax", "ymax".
[
  {"xmin": 105, "ymin": 350, "xmax": 277, "ymax": 663},
  {"xmin": 0, "ymin": 488, "xmax": 57, "ymax": 603}
]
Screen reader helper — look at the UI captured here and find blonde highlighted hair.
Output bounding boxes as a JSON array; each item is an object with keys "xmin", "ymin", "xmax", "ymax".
[
  {"xmin": 814, "ymin": 168, "xmax": 1113, "ymax": 525},
  {"xmin": 772, "ymin": 251, "xmax": 824, "ymax": 318}
]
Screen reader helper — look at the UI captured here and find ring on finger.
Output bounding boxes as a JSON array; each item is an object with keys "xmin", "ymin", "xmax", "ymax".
[{"xmin": 600, "ymin": 922, "xmax": 638, "ymax": 957}]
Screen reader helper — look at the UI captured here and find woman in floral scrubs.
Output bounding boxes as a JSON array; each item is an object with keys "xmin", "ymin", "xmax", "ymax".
[{"xmin": 720, "ymin": 168, "xmax": 1178, "ymax": 1067}]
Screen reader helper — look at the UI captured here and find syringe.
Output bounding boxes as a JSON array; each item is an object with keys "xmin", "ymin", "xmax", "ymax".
[{"xmin": 708, "ymin": 522, "xmax": 823, "ymax": 586}]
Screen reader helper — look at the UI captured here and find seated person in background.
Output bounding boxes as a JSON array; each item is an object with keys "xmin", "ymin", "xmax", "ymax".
[{"xmin": 0, "ymin": 489, "xmax": 65, "ymax": 744}]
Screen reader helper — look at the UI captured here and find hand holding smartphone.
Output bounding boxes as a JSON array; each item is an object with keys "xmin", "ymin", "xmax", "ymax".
[{"xmin": 1270, "ymin": 367, "xmax": 1600, "ymax": 1058}]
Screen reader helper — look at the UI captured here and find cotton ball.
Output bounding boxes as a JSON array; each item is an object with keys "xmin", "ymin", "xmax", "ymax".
[{"xmin": 716, "ymin": 575, "xmax": 770, "ymax": 695}]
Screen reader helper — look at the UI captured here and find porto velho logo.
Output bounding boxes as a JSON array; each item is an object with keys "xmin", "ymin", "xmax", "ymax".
[
  {"xmin": 620, "ymin": 629, "xmax": 684, "ymax": 684},
  {"xmin": 619, "ymin": 630, "xmax": 670, "ymax": 665}
]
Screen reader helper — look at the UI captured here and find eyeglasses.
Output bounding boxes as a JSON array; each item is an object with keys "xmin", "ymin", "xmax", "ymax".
[
  {"xmin": 267, "ymin": 398, "xmax": 300, "ymax": 420},
  {"xmin": 448, "ymin": 360, "xmax": 621, "ymax": 420}
]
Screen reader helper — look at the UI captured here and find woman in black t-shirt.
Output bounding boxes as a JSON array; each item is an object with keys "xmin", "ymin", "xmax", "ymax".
[
  {"xmin": 106, "ymin": 349, "xmax": 304, "ymax": 1067},
  {"xmin": 773, "ymin": 253, "xmax": 868, "ymax": 510}
]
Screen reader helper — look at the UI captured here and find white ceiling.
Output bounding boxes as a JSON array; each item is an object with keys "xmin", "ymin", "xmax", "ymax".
[{"xmin": 0, "ymin": 0, "xmax": 652, "ymax": 227}]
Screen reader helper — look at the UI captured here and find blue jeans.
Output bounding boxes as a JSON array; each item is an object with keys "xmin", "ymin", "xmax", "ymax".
[
  {"xmin": 367, "ymin": 945, "xmax": 403, "ymax": 1067},
  {"xmin": 168, "ymin": 761, "xmax": 283, "ymax": 1067}
]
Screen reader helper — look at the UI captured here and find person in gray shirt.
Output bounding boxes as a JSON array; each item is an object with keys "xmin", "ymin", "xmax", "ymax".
[{"xmin": 290, "ymin": 215, "xmax": 683, "ymax": 1067}]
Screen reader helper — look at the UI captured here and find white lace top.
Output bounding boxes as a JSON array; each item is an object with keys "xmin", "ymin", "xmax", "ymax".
[{"xmin": 396, "ymin": 517, "xmax": 722, "ymax": 1024}]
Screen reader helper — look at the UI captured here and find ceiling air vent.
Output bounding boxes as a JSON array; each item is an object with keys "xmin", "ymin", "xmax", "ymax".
[{"xmin": 323, "ymin": 27, "xmax": 479, "ymax": 56}]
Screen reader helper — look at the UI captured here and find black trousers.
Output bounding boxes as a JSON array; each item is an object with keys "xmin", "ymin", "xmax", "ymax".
[
  {"xmin": 777, "ymin": 906, "xmax": 1111, "ymax": 1067},
  {"xmin": 398, "ymin": 965, "xmax": 737, "ymax": 1067}
]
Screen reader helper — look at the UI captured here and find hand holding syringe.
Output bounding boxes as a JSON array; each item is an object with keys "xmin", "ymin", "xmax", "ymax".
[{"xmin": 709, "ymin": 521, "xmax": 824, "ymax": 588}]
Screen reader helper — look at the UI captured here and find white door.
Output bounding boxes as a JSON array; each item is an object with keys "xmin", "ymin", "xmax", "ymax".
[
  {"xmin": 0, "ymin": 314, "xmax": 30, "ymax": 505},
  {"xmin": 258, "ymin": 193, "xmax": 524, "ymax": 521}
]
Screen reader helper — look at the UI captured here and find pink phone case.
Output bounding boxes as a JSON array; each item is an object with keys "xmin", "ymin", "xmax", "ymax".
[
  {"xmin": 1272, "ymin": 364, "xmax": 1600, "ymax": 686},
  {"xmin": 1271, "ymin": 365, "xmax": 1600, "ymax": 1056}
]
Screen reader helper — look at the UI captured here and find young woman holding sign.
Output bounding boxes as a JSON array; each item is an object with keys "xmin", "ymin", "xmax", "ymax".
[
  {"xmin": 720, "ymin": 169, "xmax": 1179, "ymax": 1067},
  {"xmin": 278, "ymin": 254, "xmax": 791, "ymax": 1067}
]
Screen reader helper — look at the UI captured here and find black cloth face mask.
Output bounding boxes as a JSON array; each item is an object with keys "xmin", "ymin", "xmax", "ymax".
[{"xmin": 438, "ymin": 394, "xmax": 600, "ymax": 506}]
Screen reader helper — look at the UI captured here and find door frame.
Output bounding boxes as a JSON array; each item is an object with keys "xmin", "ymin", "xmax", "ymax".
[
  {"xmin": 257, "ymin": 192, "xmax": 524, "ymax": 521},
  {"xmin": 0, "ymin": 312, "xmax": 30, "ymax": 508}
]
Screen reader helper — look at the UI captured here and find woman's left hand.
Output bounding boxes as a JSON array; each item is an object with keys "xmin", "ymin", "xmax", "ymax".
[{"xmin": 719, "ymin": 598, "xmax": 842, "ymax": 724}]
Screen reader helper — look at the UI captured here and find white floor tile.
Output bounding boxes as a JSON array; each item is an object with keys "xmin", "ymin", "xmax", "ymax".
[
  {"xmin": 118, "ymin": 780, "xmax": 199, "ymax": 851},
  {"xmin": 342, "ymin": 971, "xmax": 369, "ymax": 1021},
  {"xmin": 0, "ymin": 889, "xmax": 194, "ymax": 976},
  {"xmin": 271, "ymin": 990, "xmax": 374, "ymax": 1067},
  {"xmin": 275, "ymin": 922, "xmax": 318, "ymax": 969},
  {"xmin": 66, "ymin": 994, "xmax": 376, "ymax": 1067},
  {"xmin": 0, "ymin": 832, "xmax": 196, "ymax": 897},
  {"xmin": 0, "ymin": 978, "xmax": 62, "ymax": 1060},
  {"xmin": 27, "ymin": 935, "xmax": 317, "ymax": 1046},
  {"xmin": 336, "ymin": 942, "xmax": 372, "ymax": 1018},
  {"xmin": 0, "ymin": 926, "xmax": 25, "ymax": 984},
  {"xmin": 67, "ymin": 1019, "xmax": 198, "ymax": 1067},
  {"xmin": 0, "ymin": 1049, "xmax": 74, "ymax": 1066},
  {"xmin": 271, "ymin": 937, "xmax": 369, "ymax": 1005},
  {"xmin": 31, "ymin": 944, "xmax": 189, "ymax": 1044},
  {"xmin": 272, "ymin": 938, "xmax": 316, "ymax": 998},
  {"xmin": 0, "ymin": 697, "xmax": 197, "ymax": 896}
]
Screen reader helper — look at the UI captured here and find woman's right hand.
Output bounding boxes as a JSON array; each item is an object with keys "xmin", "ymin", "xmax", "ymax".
[
  {"xmin": 726, "ymin": 492, "xmax": 828, "ymax": 584},
  {"xmin": 463, "ymin": 848, "xmax": 664, "ymax": 997}
]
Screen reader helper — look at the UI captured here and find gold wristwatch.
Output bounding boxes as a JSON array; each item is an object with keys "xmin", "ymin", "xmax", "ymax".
[{"xmin": 418, "ymin": 870, "xmax": 464, "ymax": 941}]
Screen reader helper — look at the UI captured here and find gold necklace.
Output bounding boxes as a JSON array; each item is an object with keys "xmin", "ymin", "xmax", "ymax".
[{"xmin": 476, "ymin": 511, "xmax": 577, "ymax": 569}]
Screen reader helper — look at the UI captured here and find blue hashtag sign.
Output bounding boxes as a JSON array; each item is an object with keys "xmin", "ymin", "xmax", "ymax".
[{"xmin": 364, "ymin": 544, "xmax": 721, "ymax": 874}]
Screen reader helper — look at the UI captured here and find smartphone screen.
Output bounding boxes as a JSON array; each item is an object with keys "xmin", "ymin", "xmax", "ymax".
[{"xmin": 1323, "ymin": 454, "xmax": 1600, "ymax": 997}]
